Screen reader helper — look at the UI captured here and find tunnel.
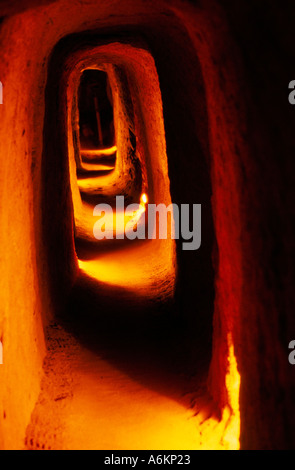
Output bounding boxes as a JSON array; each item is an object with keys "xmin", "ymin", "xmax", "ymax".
[{"xmin": 0, "ymin": 0, "xmax": 295, "ymax": 451}]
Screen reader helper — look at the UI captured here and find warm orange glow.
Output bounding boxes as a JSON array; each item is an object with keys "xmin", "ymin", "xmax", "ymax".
[
  {"xmin": 80, "ymin": 145, "xmax": 117, "ymax": 157},
  {"xmin": 78, "ymin": 237, "xmax": 175, "ymax": 296},
  {"xmin": 57, "ymin": 41, "xmax": 241, "ymax": 451},
  {"xmin": 222, "ymin": 333, "xmax": 241, "ymax": 450},
  {"xmin": 141, "ymin": 193, "xmax": 148, "ymax": 204},
  {"xmin": 29, "ymin": 325, "xmax": 239, "ymax": 450},
  {"xmin": 80, "ymin": 162, "xmax": 115, "ymax": 172}
]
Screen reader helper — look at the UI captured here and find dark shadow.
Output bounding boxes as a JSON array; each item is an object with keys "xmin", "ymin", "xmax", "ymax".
[
  {"xmin": 59, "ymin": 272, "xmax": 215, "ymax": 412},
  {"xmin": 78, "ymin": 69, "xmax": 115, "ymax": 150}
]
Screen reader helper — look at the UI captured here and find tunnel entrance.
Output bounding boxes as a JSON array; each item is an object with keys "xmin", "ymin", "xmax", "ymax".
[{"xmin": 33, "ymin": 26, "xmax": 240, "ymax": 450}]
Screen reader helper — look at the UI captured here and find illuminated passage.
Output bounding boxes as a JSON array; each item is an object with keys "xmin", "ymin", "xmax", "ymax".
[
  {"xmin": 0, "ymin": 20, "xmax": 241, "ymax": 449},
  {"xmin": 31, "ymin": 44, "xmax": 239, "ymax": 450}
]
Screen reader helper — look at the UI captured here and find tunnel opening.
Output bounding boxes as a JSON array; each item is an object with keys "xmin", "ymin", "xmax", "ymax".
[
  {"xmin": 70, "ymin": 42, "xmax": 177, "ymax": 305},
  {"xmin": 33, "ymin": 25, "xmax": 241, "ymax": 449}
]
